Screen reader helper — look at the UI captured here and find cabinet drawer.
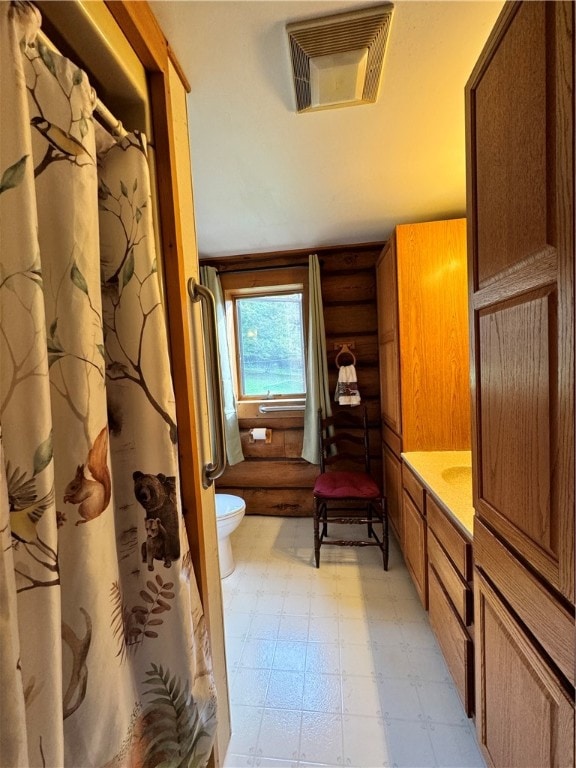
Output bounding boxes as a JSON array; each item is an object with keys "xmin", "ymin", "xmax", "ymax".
[
  {"xmin": 428, "ymin": 567, "xmax": 474, "ymax": 717},
  {"xmin": 428, "ymin": 532, "xmax": 472, "ymax": 626},
  {"xmin": 427, "ymin": 494, "xmax": 472, "ymax": 580},
  {"xmin": 402, "ymin": 463, "xmax": 425, "ymax": 514}
]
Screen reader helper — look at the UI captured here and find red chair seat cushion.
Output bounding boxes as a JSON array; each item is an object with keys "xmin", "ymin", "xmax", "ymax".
[{"xmin": 313, "ymin": 471, "xmax": 381, "ymax": 499}]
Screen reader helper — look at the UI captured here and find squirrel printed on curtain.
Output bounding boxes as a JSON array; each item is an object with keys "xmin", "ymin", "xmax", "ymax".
[{"xmin": 63, "ymin": 426, "xmax": 111, "ymax": 524}]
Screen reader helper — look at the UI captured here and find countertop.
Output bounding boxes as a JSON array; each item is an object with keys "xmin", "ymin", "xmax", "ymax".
[{"xmin": 401, "ymin": 450, "xmax": 474, "ymax": 537}]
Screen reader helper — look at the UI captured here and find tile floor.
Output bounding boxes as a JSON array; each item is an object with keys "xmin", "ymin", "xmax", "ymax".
[{"xmin": 221, "ymin": 516, "xmax": 485, "ymax": 768}]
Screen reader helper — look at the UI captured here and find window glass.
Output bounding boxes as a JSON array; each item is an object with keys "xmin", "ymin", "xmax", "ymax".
[{"xmin": 235, "ymin": 291, "xmax": 306, "ymax": 397}]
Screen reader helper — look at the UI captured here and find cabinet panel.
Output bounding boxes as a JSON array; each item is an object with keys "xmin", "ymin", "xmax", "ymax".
[
  {"xmin": 427, "ymin": 495, "xmax": 472, "ymax": 580},
  {"xmin": 402, "ymin": 491, "xmax": 427, "ymax": 608},
  {"xmin": 475, "ymin": 572, "xmax": 574, "ymax": 768},
  {"xmin": 383, "ymin": 445, "xmax": 402, "ymax": 542},
  {"xmin": 474, "ymin": 2, "xmax": 547, "ymax": 284},
  {"xmin": 429, "ymin": 567, "xmax": 474, "ymax": 716},
  {"xmin": 428, "ymin": 532, "xmax": 472, "ymax": 626},
  {"xmin": 396, "ymin": 219, "xmax": 471, "ymax": 451},
  {"xmin": 376, "ymin": 240, "xmax": 401, "ymax": 435}
]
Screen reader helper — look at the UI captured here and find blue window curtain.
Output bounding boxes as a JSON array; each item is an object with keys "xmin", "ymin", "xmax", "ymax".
[
  {"xmin": 302, "ymin": 254, "xmax": 332, "ymax": 463},
  {"xmin": 199, "ymin": 266, "xmax": 244, "ymax": 466}
]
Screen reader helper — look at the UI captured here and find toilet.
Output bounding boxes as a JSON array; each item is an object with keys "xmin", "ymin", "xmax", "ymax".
[{"xmin": 215, "ymin": 494, "xmax": 246, "ymax": 578}]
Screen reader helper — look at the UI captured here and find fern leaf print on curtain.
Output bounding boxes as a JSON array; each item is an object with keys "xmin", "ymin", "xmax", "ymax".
[{"xmin": 0, "ymin": 3, "xmax": 217, "ymax": 766}]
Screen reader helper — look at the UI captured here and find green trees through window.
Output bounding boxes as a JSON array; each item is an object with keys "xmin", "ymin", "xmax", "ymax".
[{"xmin": 236, "ymin": 292, "xmax": 306, "ymax": 397}]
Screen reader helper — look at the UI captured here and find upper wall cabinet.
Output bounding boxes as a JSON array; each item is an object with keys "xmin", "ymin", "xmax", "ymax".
[
  {"xmin": 376, "ymin": 218, "xmax": 471, "ymax": 537},
  {"xmin": 377, "ymin": 219, "xmax": 471, "ymax": 454}
]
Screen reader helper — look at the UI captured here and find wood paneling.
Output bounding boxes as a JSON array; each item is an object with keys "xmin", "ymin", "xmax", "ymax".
[
  {"xmin": 475, "ymin": 571, "xmax": 574, "ymax": 768},
  {"xmin": 324, "ymin": 304, "xmax": 378, "ymax": 336},
  {"xmin": 321, "ymin": 271, "xmax": 376, "ymax": 303}
]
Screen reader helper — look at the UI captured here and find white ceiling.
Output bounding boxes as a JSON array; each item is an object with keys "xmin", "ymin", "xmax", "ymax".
[{"xmin": 149, "ymin": 0, "xmax": 504, "ymax": 258}]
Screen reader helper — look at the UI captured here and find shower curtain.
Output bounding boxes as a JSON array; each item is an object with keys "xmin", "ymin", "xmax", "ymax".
[{"xmin": 0, "ymin": 4, "xmax": 217, "ymax": 766}]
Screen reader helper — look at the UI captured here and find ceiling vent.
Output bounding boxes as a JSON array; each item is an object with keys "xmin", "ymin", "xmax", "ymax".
[{"xmin": 287, "ymin": 4, "xmax": 394, "ymax": 113}]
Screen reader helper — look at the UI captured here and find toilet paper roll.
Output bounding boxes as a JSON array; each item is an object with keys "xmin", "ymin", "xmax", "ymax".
[{"xmin": 251, "ymin": 427, "xmax": 268, "ymax": 441}]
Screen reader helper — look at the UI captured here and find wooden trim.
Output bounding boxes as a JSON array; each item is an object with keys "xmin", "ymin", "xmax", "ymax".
[
  {"xmin": 200, "ymin": 241, "xmax": 386, "ymax": 268},
  {"xmin": 472, "ymin": 246, "xmax": 557, "ymax": 310},
  {"xmin": 105, "ymin": 1, "xmax": 168, "ymax": 72},
  {"xmin": 167, "ymin": 44, "xmax": 191, "ymax": 92}
]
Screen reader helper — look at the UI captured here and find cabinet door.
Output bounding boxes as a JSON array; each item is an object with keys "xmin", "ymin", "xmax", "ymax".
[
  {"xmin": 466, "ymin": 1, "xmax": 574, "ymax": 601},
  {"xmin": 475, "ymin": 572, "xmax": 574, "ymax": 768},
  {"xmin": 376, "ymin": 238, "xmax": 402, "ymax": 435},
  {"xmin": 383, "ymin": 444, "xmax": 402, "ymax": 542},
  {"xmin": 402, "ymin": 491, "xmax": 427, "ymax": 608}
]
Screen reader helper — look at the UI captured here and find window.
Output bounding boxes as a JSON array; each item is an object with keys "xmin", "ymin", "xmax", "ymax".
[
  {"xmin": 233, "ymin": 289, "xmax": 306, "ymax": 398},
  {"xmin": 220, "ymin": 266, "xmax": 309, "ymax": 417}
]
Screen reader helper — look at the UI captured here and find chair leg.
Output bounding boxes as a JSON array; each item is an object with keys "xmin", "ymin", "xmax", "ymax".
[
  {"xmin": 313, "ymin": 498, "xmax": 320, "ymax": 568},
  {"xmin": 322, "ymin": 504, "xmax": 328, "ymax": 538},
  {"xmin": 367, "ymin": 502, "xmax": 374, "ymax": 538}
]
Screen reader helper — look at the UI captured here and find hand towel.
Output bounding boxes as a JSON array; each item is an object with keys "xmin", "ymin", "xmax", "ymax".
[{"xmin": 335, "ymin": 364, "xmax": 361, "ymax": 406}]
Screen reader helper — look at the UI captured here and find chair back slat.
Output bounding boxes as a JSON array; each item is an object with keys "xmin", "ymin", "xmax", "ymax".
[{"xmin": 317, "ymin": 406, "xmax": 371, "ymax": 475}]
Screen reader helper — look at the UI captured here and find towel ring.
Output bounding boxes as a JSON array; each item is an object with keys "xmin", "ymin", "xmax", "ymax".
[{"xmin": 335, "ymin": 343, "xmax": 356, "ymax": 368}]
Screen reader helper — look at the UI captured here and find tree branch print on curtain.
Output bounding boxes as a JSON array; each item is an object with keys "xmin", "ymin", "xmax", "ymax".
[{"xmin": 99, "ymin": 159, "xmax": 177, "ymax": 444}]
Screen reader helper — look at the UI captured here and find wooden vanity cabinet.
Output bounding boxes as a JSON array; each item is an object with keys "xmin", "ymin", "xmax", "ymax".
[
  {"xmin": 401, "ymin": 464, "xmax": 427, "ymax": 609},
  {"xmin": 466, "ymin": 1, "xmax": 575, "ymax": 764},
  {"xmin": 376, "ymin": 219, "xmax": 470, "ymax": 543},
  {"xmin": 427, "ymin": 495, "xmax": 474, "ymax": 716}
]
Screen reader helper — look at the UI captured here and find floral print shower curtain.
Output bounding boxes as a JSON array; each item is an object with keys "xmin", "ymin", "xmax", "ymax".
[{"xmin": 0, "ymin": 4, "xmax": 217, "ymax": 766}]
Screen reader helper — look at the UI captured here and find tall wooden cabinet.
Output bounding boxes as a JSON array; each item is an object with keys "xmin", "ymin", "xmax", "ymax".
[
  {"xmin": 376, "ymin": 219, "xmax": 471, "ymax": 541},
  {"xmin": 466, "ymin": 2, "xmax": 574, "ymax": 765}
]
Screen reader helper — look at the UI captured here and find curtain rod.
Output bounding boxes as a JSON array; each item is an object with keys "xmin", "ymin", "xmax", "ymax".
[{"xmin": 35, "ymin": 30, "xmax": 128, "ymax": 139}]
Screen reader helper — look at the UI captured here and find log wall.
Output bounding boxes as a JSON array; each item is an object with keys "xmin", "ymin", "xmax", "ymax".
[{"xmin": 200, "ymin": 242, "xmax": 385, "ymax": 516}]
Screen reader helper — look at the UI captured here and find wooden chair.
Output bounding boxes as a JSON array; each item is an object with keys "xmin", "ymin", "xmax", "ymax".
[{"xmin": 312, "ymin": 407, "xmax": 388, "ymax": 569}]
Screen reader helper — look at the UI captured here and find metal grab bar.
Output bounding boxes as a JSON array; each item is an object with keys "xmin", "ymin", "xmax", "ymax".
[
  {"xmin": 187, "ymin": 278, "xmax": 226, "ymax": 488},
  {"xmin": 258, "ymin": 403, "xmax": 306, "ymax": 413}
]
